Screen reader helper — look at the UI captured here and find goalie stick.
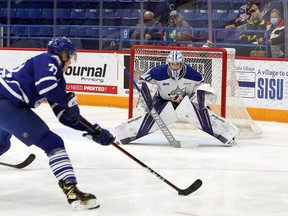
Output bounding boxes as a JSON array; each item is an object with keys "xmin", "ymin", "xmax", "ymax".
[
  {"xmin": 114, "ymin": 54, "xmax": 180, "ymax": 147},
  {"xmin": 120, "ymin": 60, "xmax": 198, "ymax": 148},
  {"xmin": 0, "ymin": 153, "xmax": 36, "ymax": 169},
  {"xmin": 79, "ymin": 118, "xmax": 202, "ymax": 196},
  {"xmin": 140, "ymin": 82, "xmax": 181, "ymax": 148}
]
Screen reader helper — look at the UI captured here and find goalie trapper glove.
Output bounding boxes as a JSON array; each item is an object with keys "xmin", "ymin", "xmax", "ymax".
[
  {"xmin": 82, "ymin": 124, "xmax": 115, "ymax": 145},
  {"xmin": 62, "ymin": 92, "xmax": 80, "ymax": 124}
]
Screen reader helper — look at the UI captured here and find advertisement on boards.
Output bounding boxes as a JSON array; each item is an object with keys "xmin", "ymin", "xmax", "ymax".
[
  {"xmin": 0, "ymin": 49, "xmax": 287, "ymax": 115},
  {"xmin": 65, "ymin": 52, "xmax": 118, "ymax": 94},
  {"xmin": 236, "ymin": 59, "xmax": 288, "ymax": 110},
  {"xmin": 0, "ymin": 50, "xmax": 120, "ymax": 95}
]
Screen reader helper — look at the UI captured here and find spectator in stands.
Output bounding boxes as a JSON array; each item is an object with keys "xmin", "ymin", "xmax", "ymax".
[
  {"xmin": 258, "ymin": 9, "xmax": 285, "ymax": 58},
  {"xmin": 225, "ymin": 0, "xmax": 259, "ymax": 29},
  {"xmin": 259, "ymin": 0, "xmax": 283, "ymax": 21},
  {"xmin": 236, "ymin": 11, "xmax": 266, "ymax": 56},
  {"xmin": 131, "ymin": 11, "xmax": 163, "ymax": 46},
  {"xmin": 164, "ymin": 10, "xmax": 194, "ymax": 46}
]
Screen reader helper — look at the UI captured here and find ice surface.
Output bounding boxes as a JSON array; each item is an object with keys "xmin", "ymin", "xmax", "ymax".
[{"xmin": 0, "ymin": 104, "xmax": 288, "ymax": 216}]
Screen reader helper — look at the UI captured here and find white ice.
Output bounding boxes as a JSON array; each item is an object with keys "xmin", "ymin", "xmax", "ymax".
[{"xmin": 0, "ymin": 104, "xmax": 288, "ymax": 216}]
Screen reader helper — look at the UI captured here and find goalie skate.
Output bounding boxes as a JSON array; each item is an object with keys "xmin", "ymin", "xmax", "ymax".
[{"xmin": 59, "ymin": 180, "xmax": 99, "ymax": 210}]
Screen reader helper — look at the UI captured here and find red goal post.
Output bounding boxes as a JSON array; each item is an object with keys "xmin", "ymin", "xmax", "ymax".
[{"xmin": 128, "ymin": 45, "xmax": 262, "ymax": 138}]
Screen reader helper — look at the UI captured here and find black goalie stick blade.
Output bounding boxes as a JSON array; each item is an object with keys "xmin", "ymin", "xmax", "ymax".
[
  {"xmin": 0, "ymin": 153, "xmax": 36, "ymax": 169},
  {"xmin": 178, "ymin": 179, "xmax": 203, "ymax": 196}
]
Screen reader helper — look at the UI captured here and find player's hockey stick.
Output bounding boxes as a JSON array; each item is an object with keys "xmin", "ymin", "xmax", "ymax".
[
  {"xmin": 0, "ymin": 153, "xmax": 36, "ymax": 169},
  {"xmin": 79, "ymin": 119, "xmax": 202, "ymax": 196}
]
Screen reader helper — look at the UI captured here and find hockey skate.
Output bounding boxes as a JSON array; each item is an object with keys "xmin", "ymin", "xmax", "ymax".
[
  {"xmin": 225, "ymin": 137, "xmax": 237, "ymax": 147},
  {"xmin": 59, "ymin": 180, "xmax": 99, "ymax": 210}
]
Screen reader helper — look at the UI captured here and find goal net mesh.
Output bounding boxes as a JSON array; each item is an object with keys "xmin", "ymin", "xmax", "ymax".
[{"xmin": 129, "ymin": 45, "xmax": 262, "ymax": 138}]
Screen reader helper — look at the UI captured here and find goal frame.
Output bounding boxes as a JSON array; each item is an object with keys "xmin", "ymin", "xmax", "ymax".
[{"xmin": 128, "ymin": 45, "xmax": 229, "ymax": 119}]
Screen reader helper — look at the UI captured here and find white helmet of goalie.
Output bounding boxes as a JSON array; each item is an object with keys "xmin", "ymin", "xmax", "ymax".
[{"xmin": 166, "ymin": 50, "xmax": 185, "ymax": 80}]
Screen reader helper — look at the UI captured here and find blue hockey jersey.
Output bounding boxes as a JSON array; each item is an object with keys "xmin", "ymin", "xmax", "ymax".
[
  {"xmin": 0, "ymin": 53, "xmax": 68, "ymax": 108},
  {"xmin": 140, "ymin": 64, "xmax": 203, "ymax": 102}
]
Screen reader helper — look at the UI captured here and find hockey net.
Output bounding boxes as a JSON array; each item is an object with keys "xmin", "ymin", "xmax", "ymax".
[{"xmin": 128, "ymin": 45, "xmax": 262, "ymax": 138}]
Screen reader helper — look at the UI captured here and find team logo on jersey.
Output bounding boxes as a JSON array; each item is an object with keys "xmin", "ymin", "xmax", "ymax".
[
  {"xmin": 168, "ymin": 85, "xmax": 186, "ymax": 103},
  {"xmin": 22, "ymin": 132, "xmax": 29, "ymax": 138},
  {"xmin": 34, "ymin": 98, "xmax": 47, "ymax": 108}
]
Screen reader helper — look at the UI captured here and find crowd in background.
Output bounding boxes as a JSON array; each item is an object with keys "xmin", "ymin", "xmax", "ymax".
[{"xmin": 0, "ymin": 0, "xmax": 286, "ymax": 58}]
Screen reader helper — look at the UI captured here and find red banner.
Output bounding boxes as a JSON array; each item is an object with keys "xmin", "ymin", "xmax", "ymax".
[{"xmin": 66, "ymin": 83, "xmax": 117, "ymax": 94}]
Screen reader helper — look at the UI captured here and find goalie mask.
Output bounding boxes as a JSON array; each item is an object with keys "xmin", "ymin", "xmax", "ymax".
[{"xmin": 166, "ymin": 50, "xmax": 185, "ymax": 80}]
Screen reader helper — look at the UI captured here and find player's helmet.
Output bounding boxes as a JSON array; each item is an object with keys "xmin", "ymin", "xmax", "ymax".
[
  {"xmin": 47, "ymin": 37, "xmax": 77, "ymax": 62},
  {"xmin": 166, "ymin": 50, "xmax": 185, "ymax": 80}
]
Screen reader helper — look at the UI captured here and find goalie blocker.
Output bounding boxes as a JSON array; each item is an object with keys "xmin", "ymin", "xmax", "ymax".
[{"xmin": 113, "ymin": 85, "xmax": 239, "ymax": 146}]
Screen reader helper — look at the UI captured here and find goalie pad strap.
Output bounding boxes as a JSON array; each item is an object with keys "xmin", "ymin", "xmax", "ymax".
[{"xmin": 192, "ymin": 103, "xmax": 213, "ymax": 135}]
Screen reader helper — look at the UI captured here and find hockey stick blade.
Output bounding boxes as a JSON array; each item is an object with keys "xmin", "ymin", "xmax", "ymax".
[
  {"xmin": 178, "ymin": 179, "xmax": 202, "ymax": 196},
  {"xmin": 79, "ymin": 119, "xmax": 202, "ymax": 196},
  {"xmin": 0, "ymin": 153, "xmax": 36, "ymax": 169}
]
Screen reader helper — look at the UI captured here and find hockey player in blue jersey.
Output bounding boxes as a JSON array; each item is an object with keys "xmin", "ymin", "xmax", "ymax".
[
  {"xmin": 114, "ymin": 50, "xmax": 239, "ymax": 146},
  {"xmin": 0, "ymin": 37, "xmax": 114, "ymax": 210}
]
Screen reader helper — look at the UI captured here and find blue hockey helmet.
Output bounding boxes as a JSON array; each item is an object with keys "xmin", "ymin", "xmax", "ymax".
[
  {"xmin": 166, "ymin": 50, "xmax": 185, "ymax": 80},
  {"xmin": 47, "ymin": 37, "xmax": 77, "ymax": 62}
]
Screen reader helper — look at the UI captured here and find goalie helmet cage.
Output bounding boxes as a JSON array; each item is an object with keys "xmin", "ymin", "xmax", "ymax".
[{"xmin": 128, "ymin": 45, "xmax": 262, "ymax": 138}]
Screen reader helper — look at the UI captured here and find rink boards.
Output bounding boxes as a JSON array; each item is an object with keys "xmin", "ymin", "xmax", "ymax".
[{"xmin": 0, "ymin": 48, "xmax": 287, "ymax": 122}]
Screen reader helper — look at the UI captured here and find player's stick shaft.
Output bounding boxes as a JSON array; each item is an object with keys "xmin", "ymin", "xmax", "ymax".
[{"xmin": 79, "ymin": 119, "xmax": 202, "ymax": 196}]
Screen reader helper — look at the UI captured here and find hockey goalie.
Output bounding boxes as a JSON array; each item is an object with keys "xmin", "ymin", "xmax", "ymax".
[{"xmin": 113, "ymin": 50, "xmax": 239, "ymax": 146}]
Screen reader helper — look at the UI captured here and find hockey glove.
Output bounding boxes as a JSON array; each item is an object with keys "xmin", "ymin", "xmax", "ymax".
[
  {"xmin": 82, "ymin": 124, "xmax": 115, "ymax": 145},
  {"xmin": 62, "ymin": 92, "xmax": 80, "ymax": 124}
]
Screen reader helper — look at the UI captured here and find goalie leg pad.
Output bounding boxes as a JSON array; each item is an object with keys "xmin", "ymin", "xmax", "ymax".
[
  {"xmin": 176, "ymin": 96, "xmax": 239, "ymax": 144},
  {"xmin": 113, "ymin": 102, "xmax": 178, "ymax": 144}
]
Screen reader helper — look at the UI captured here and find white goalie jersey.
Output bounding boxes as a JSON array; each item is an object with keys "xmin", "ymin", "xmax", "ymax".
[
  {"xmin": 113, "ymin": 50, "xmax": 239, "ymax": 146},
  {"xmin": 139, "ymin": 63, "xmax": 203, "ymax": 104}
]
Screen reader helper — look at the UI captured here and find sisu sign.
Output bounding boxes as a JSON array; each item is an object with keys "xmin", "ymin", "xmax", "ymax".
[
  {"xmin": 235, "ymin": 59, "xmax": 288, "ymax": 110},
  {"xmin": 257, "ymin": 77, "xmax": 283, "ymax": 100},
  {"xmin": 257, "ymin": 69, "xmax": 285, "ymax": 100}
]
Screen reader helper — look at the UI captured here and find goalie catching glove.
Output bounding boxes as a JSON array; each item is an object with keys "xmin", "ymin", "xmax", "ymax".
[
  {"xmin": 82, "ymin": 124, "xmax": 115, "ymax": 145},
  {"xmin": 190, "ymin": 83, "xmax": 217, "ymax": 109}
]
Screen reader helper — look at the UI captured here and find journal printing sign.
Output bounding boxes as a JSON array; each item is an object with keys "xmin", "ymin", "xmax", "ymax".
[
  {"xmin": 235, "ymin": 59, "xmax": 288, "ymax": 110},
  {"xmin": 0, "ymin": 49, "xmax": 119, "ymax": 95},
  {"xmin": 65, "ymin": 52, "xmax": 118, "ymax": 94}
]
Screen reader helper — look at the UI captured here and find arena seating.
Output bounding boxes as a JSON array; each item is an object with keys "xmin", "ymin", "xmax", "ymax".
[
  {"xmin": 1, "ymin": 0, "xmax": 245, "ymax": 28},
  {"xmin": 118, "ymin": 0, "xmax": 135, "ymax": 9},
  {"xmin": 134, "ymin": 0, "xmax": 150, "ymax": 10},
  {"xmin": 0, "ymin": 0, "xmax": 260, "ymax": 49}
]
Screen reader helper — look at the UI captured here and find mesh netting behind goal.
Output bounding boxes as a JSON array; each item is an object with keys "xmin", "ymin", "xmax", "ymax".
[{"xmin": 128, "ymin": 45, "xmax": 262, "ymax": 138}]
